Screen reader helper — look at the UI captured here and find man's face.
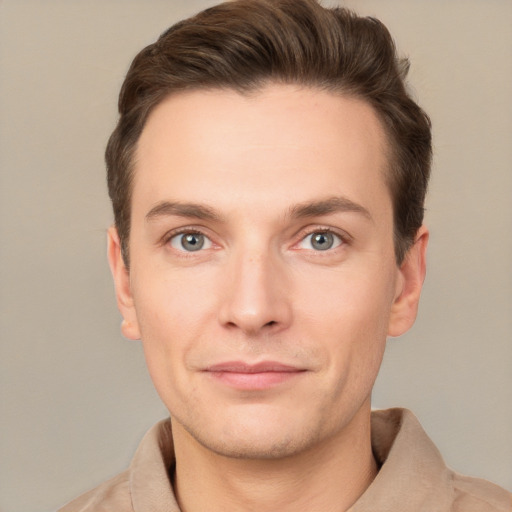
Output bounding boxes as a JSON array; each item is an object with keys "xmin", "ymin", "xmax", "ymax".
[{"xmin": 109, "ymin": 84, "xmax": 425, "ymax": 459}]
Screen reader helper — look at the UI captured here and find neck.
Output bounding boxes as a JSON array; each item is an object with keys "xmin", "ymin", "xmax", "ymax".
[{"xmin": 172, "ymin": 402, "xmax": 377, "ymax": 512}]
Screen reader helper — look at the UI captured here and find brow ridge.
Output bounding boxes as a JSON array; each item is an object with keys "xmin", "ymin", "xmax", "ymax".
[
  {"xmin": 145, "ymin": 201, "xmax": 220, "ymax": 222},
  {"xmin": 145, "ymin": 196, "xmax": 371, "ymax": 224},
  {"xmin": 289, "ymin": 196, "xmax": 372, "ymax": 220}
]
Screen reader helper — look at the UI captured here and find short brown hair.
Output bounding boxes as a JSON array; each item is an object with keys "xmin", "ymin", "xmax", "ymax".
[{"xmin": 106, "ymin": 0, "xmax": 431, "ymax": 266}]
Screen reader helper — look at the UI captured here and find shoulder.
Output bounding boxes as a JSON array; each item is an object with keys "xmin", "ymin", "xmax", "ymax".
[
  {"xmin": 365, "ymin": 408, "xmax": 511, "ymax": 512},
  {"xmin": 57, "ymin": 470, "xmax": 133, "ymax": 512},
  {"xmin": 451, "ymin": 472, "xmax": 511, "ymax": 512},
  {"xmin": 57, "ymin": 418, "xmax": 176, "ymax": 512}
]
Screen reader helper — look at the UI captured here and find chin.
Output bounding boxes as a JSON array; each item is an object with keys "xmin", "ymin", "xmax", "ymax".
[
  {"xmin": 194, "ymin": 427, "xmax": 316, "ymax": 460},
  {"xmin": 175, "ymin": 406, "xmax": 329, "ymax": 461}
]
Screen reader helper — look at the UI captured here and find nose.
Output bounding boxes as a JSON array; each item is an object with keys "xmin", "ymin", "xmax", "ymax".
[{"xmin": 218, "ymin": 247, "xmax": 292, "ymax": 336}]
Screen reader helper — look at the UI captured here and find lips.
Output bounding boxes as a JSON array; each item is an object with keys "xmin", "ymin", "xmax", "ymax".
[
  {"xmin": 207, "ymin": 361, "xmax": 301, "ymax": 373},
  {"xmin": 204, "ymin": 361, "xmax": 306, "ymax": 390}
]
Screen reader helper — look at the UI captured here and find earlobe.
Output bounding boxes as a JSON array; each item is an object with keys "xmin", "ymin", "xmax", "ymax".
[
  {"xmin": 107, "ymin": 226, "xmax": 141, "ymax": 340},
  {"xmin": 387, "ymin": 225, "xmax": 429, "ymax": 338}
]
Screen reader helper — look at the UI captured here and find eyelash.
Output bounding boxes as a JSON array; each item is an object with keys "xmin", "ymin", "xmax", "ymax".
[
  {"xmin": 162, "ymin": 226, "xmax": 350, "ymax": 254},
  {"xmin": 162, "ymin": 227, "xmax": 211, "ymax": 245}
]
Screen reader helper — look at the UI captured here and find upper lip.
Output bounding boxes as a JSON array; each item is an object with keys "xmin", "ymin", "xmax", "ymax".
[{"xmin": 205, "ymin": 361, "xmax": 304, "ymax": 373}]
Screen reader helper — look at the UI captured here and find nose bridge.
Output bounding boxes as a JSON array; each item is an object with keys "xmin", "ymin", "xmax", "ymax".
[{"xmin": 219, "ymin": 238, "xmax": 291, "ymax": 334}]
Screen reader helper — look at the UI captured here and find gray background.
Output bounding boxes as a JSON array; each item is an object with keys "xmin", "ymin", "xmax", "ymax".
[{"xmin": 1, "ymin": 1, "xmax": 511, "ymax": 511}]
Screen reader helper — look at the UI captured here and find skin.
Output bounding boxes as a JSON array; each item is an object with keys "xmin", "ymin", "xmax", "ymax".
[{"xmin": 108, "ymin": 84, "xmax": 428, "ymax": 512}]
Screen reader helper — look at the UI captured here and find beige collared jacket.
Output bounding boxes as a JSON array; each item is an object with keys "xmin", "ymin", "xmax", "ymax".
[{"xmin": 58, "ymin": 408, "xmax": 511, "ymax": 511}]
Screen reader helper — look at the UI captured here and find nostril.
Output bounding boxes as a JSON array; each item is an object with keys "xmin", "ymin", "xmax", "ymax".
[{"xmin": 265, "ymin": 320, "xmax": 277, "ymax": 327}]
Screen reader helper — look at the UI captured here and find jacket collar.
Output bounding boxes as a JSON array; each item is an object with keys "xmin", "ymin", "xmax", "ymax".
[{"xmin": 129, "ymin": 408, "xmax": 454, "ymax": 512}]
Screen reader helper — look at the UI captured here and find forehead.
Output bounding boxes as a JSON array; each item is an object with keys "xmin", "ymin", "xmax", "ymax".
[{"xmin": 132, "ymin": 84, "xmax": 391, "ymax": 217}]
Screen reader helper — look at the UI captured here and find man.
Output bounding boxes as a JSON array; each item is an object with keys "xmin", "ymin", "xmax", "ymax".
[{"xmin": 59, "ymin": 0, "xmax": 511, "ymax": 510}]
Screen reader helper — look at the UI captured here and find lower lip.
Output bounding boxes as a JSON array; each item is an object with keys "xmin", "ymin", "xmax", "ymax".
[{"xmin": 206, "ymin": 370, "xmax": 304, "ymax": 390}]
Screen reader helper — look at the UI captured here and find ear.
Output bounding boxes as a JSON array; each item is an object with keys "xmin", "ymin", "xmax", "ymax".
[
  {"xmin": 107, "ymin": 226, "xmax": 141, "ymax": 340},
  {"xmin": 388, "ymin": 225, "xmax": 429, "ymax": 338}
]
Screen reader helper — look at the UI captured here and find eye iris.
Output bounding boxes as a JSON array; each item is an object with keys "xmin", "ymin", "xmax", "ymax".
[
  {"xmin": 181, "ymin": 233, "xmax": 204, "ymax": 251},
  {"xmin": 311, "ymin": 232, "xmax": 333, "ymax": 250}
]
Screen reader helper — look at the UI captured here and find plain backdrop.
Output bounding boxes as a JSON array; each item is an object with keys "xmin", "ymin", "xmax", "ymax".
[{"xmin": 1, "ymin": 1, "xmax": 511, "ymax": 511}]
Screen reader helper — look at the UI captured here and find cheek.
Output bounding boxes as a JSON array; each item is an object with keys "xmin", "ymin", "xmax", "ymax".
[
  {"xmin": 295, "ymin": 265, "xmax": 395, "ymax": 378},
  {"xmin": 131, "ymin": 263, "xmax": 223, "ymax": 387},
  {"xmin": 133, "ymin": 262, "xmax": 215, "ymax": 336},
  {"xmin": 131, "ymin": 276, "xmax": 194, "ymax": 379},
  {"xmin": 297, "ymin": 265, "xmax": 396, "ymax": 330}
]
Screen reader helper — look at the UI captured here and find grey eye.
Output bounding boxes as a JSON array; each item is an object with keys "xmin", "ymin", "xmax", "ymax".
[
  {"xmin": 311, "ymin": 232, "xmax": 334, "ymax": 250},
  {"xmin": 170, "ymin": 232, "xmax": 211, "ymax": 252},
  {"xmin": 299, "ymin": 231, "xmax": 341, "ymax": 251}
]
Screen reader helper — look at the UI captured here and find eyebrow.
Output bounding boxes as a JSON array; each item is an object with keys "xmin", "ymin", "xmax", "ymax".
[
  {"xmin": 289, "ymin": 196, "xmax": 372, "ymax": 221},
  {"xmin": 145, "ymin": 196, "xmax": 372, "ymax": 224},
  {"xmin": 145, "ymin": 201, "xmax": 221, "ymax": 222}
]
